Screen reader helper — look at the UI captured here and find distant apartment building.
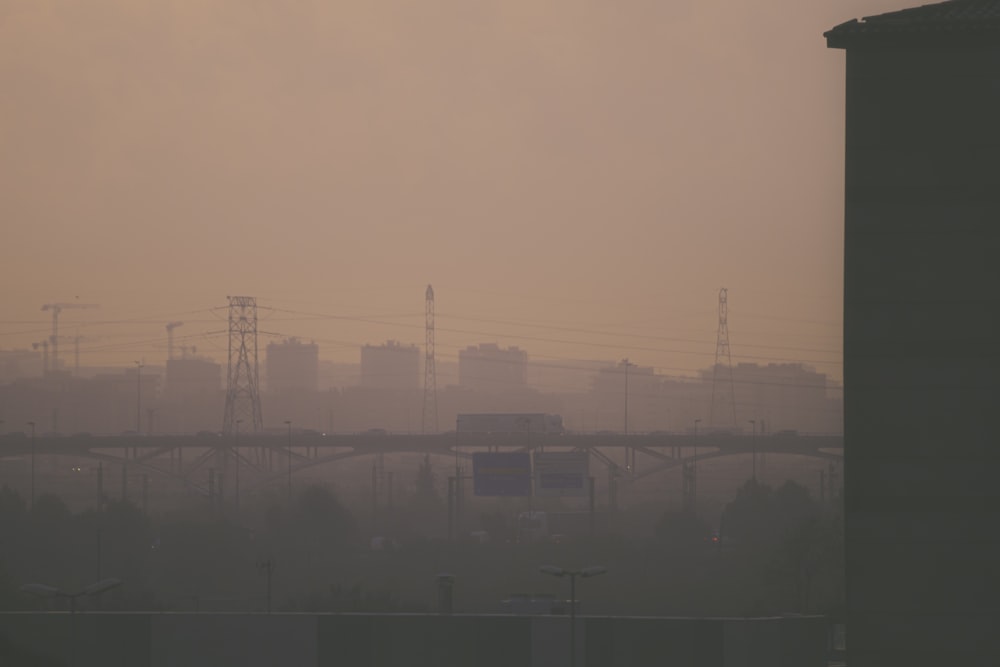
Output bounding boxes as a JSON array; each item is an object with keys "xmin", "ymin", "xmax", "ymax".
[
  {"xmin": 266, "ymin": 338, "xmax": 319, "ymax": 394},
  {"xmin": 0, "ymin": 348, "xmax": 43, "ymax": 384},
  {"xmin": 166, "ymin": 357, "xmax": 222, "ymax": 402},
  {"xmin": 360, "ymin": 340, "xmax": 419, "ymax": 390},
  {"xmin": 528, "ymin": 358, "xmax": 608, "ymax": 395},
  {"xmin": 87, "ymin": 367, "xmax": 162, "ymax": 434},
  {"xmin": 587, "ymin": 360, "xmax": 664, "ymax": 433},
  {"xmin": 162, "ymin": 356, "xmax": 222, "ymax": 433},
  {"xmin": 698, "ymin": 362, "xmax": 841, "ymax": 434},
  {"xmin": 458, "ymin": 343, "xmax": 528, "ymax": 391},
  {"xmin": 318, "ymin": 360, "xmax": 360, "ymax": 391}
]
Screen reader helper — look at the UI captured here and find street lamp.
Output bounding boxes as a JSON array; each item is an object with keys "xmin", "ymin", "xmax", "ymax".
[
  {"xmin": 20, "ymin": 578, "xmax": 123, "ymax": 613},
  {"xmin": 622, "ymin": 358, "xmax": 633, "ymax": 473},
  {"xmin": 134, "ymin": 361, "xmax": 143, "ymax": 434},
  {"xmin": 257, "ymin": 559, "xmax": 275, "ymax": 613},
  {"xmin": 748, "ymin": 419, "xmax": 757, "ymax": 482},
  {"xmin": 284, "ymin": 420, "xmax": 292, "ymax": 502},
  {"xmin": 26, "ymin": 421, "xmax": 35, "ymax": 508},
  {"xmin": 540, "ymin": 565, "xmax": 607, "ymax": 667},
  {"xmin": 621, "ymin": 359, "xmax": 632, "ymax": 436},
  {"xmin": 235, "ymin": 419, "xmax": 243, "ymax": 511},
  {"xmin": 693, "ymin": 418, "xmax": 702, "ymax": 510}
]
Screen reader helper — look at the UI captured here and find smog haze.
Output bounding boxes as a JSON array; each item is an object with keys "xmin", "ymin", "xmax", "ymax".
[{"xmin": 2, "ymin": 0, "xmax": 914, "ymax": 381}]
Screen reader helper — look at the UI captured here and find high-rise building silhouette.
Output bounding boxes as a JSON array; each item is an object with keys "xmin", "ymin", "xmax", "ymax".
[
  {"xmin": 458, "ymin": 343, "xmax": 528, "ymax": 391},
  {"xmin": 361, "ymin": 340, "xmax": 420, "ymax": 390},
  {"xmin": 266, "ymin": 337, "xmax": 319, "ymax": 395}
]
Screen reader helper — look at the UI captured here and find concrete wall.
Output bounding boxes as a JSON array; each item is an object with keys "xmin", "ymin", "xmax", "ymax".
[
  {"xmin": 0, "ymin": 612, "xmax": 827, "ymax": 667},
  {"xmin": 842, "ymin": 42, "xmax": 1000, "ymax": 666},
  {"xmin": 0, "ymin": 612, "xmax": 151, "ymax": 667}
]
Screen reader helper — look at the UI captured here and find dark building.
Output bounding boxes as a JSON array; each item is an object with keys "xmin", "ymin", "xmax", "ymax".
[
  {"xmin": 266, "ymin": 337, "xmax": 319, "ymax": 394},
  {"xmin": 826, "ymin": 2, "xmax": 1000, "ymax": 664},
  {"xmin": 163, "ymin": 356, "xmax": 223, "ymax": 433},
  {"xmin": 360, "ymin": 340, "xmax": 420, "ymax": 390}
]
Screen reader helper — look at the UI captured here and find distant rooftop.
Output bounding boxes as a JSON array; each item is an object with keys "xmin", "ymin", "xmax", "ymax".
[{"xmin": 825, "ymin": 0, "xmax": 1000, "ymax": 48}]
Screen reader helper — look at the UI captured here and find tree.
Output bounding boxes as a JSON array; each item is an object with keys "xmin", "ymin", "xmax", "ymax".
[
  {"xmin": 721, "ymin": 479, "xmax": 821, "ymax": 548},
  {"xmin": 777, "ymin": 509, "xmax": 843, "ymax": 613},
  {"xmin": 0, "ymin": 485, "xmax": 26, "ymax": 522},
  {"xmin": 654, "ymin": 510, "xmax": 711, "ymax": 549}
]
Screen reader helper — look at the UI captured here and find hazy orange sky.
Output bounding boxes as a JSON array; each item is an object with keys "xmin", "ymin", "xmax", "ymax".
[{"xmin": 1, "ymin": 0, "xmax": 916, "ymax": 382}]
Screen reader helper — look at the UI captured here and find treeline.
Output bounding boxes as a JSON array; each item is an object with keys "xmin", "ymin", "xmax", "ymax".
[{"xmin": 0, "ymin": 472, "xmax": 842, "ymax": 618}]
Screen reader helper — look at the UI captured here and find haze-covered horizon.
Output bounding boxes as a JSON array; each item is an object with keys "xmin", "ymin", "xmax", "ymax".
[{"xmin": 1, "ymin": 0, "xmax": 915, "ymax": 381}]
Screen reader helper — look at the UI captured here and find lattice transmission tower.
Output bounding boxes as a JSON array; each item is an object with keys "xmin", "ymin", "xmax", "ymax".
[
  {"xmin": 422, "ymin": 284, "xmax": 438, "ymax": 433},
  {"xmin": 222, "ymin": 296, "xmax": 263, "ymax": 434},
  {"xmin": 710, "ymin": 287, "xmax": 737, "ymax": 428}
]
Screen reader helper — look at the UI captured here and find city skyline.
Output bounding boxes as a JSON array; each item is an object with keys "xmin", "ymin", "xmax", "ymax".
[{"xmin": 0, "ymin": 287, "xmax": 843, "ymax": 383}]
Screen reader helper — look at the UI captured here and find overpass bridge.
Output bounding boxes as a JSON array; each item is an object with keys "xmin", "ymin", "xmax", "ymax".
[{"xmin": 0, "ymin": 431, "xmax": 842, "ymax": 494}]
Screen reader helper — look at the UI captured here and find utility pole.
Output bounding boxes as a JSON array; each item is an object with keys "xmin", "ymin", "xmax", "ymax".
[
  {"xmin": 96, "ymin": 461, "xmax": 103, "ymax": 513},
  {"xmin": 710, "ymin": 288, "xmax": 737, "ymax": 428},
  {"xmin": 284, "ymin": 420, "xmax": 292, "ymax": 502},
  {"xmin": 622, "ymin": 358, "xmax": 632, "ymax": 436},
  {"xmin": 134, "ymin": 361, "xmax": 143, "ymax": 434},
  {"xmin": 689, "ymin": 419, "xmax": 702, "ymax": 514},
  {"xmin": 422, "ymin": 285, "xmax": 438, "ymax": 433},
  {"xmin": 222, "ymin": 296, "xmax": 263, "ymax": 434},
  {"xmin": 257, "ymin": 559, "xmax": 275, "ymax": 613},
  {"xmin": 27, "ymin": 421, "xmax": 35, "ymax": 508},
  {"xmin": 622, "ymin": 358, "xmax": 634, "ymax": 473},
  {"xmin": 165, "ymin": 321, "xmax": 184, "ymax": 361},
  {"xmin": 748, "ymin": 419, "xmax": 757, "ymax": 482},
  {"xmin": 234, "ymin": 419, "xmax": 242, "ymax": 512},
  {"xmin": 540, "ymin": 566, "xmax": 607, "ymax": 667}
]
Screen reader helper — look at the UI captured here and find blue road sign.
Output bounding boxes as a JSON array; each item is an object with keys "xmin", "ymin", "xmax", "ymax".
[
  {"xmin": 472, "ymin": 452, "xmax": 531, "ymax": 496},
  {"xmin": 534, "ymin": 451, "xmax": 589, "ymax": 497}
]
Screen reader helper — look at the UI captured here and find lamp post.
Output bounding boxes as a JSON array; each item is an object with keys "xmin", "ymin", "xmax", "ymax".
[
  {"xmin": 20, "ymin": 578, "xmax": 122, "ymax": 613},
  {"xmin": 284, "ymin": 420, "xmax": 292, "ymax": 502},
  {"xmin": 540, "ymin": 565, "xmax": 607, "ymax": 667},
  {"xmin": 621, "ymin": 358, "xmax": 632, "ymax": 436},
  {"xmin": 26, "ymin": 421, "xmax": 35, "ymax": 508},
  {"xmin": 234, "ymin": 419, "xmax": 242, "ymax": 511},
  {"xmin": 693, "ymin": 418, "xmax": 702, "ymax": 511},
  {"xmin": 134, "ymin": 361, "xmax": 143, "ymax": 434},
  {"xmin": 622, "ymin": 358, "xmax": 633, "ymax": 473},
  {"xmin": 257, "ymin": 559, "xmax": 275, "ymax": 613},
  {"xmin": 748, "ymin": 419, "xmax": 757, "ymax": 482}
]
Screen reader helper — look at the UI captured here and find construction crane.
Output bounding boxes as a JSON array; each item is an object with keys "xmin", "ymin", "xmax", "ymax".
[
  {"xmin": 41, "ymin": 302, "xmax": 99, "ymax": 373},
  {"xmin": 166, "ymin": 321, "xmax": 184, "ymax": 361}
]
